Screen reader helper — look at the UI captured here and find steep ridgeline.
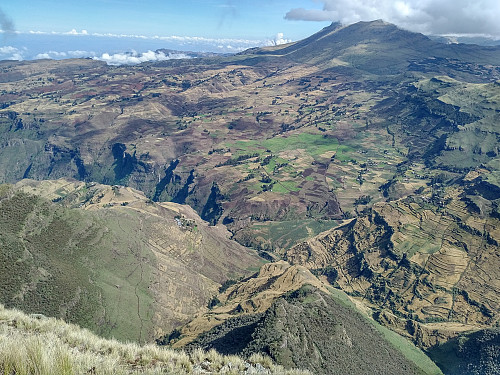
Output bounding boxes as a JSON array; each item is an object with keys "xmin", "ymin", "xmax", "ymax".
[
  {"xmin": 1, "ymin": 20, "xmax": 499, "ymax": 252},
  {"xmin": 249, "ymin": 20, "xmax": 500, "ymax": 74},
  {"xmin": 167, "ymin": 263, "xmax": 441, "ymax": 375},
  {"xmin": 0, "ymin": 179, "xmax": 263, "ymax": 342}
]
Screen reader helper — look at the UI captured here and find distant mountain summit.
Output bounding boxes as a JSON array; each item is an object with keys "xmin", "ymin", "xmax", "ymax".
[
  {"xmin": 278, "ymin": 20, "xmax": 432, "ymax": 53},
  {"xmin": 249, "ymin": 20, "xmax": 500, "ymax": 74},
  {"xmin": 249, "ymin": 20, "xmax": 437, "ymax": 71}
]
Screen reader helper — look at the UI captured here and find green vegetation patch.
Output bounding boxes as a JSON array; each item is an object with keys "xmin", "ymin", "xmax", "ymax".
[
  {"xmin": 239, "ymin": 219, "xmax": 340, "ymax": 250},
  {"xmin": 229, "ymin": 132, "xmax": 343, "ymax": 160},
  {"xmin": 272, "ymin": 180, "xmax": 301, "ymax": 193},
  {"xmin": 370, "ymin": 319, "xmax": 443, "ymax": 375},
  {"xmin": 0, "ymin": 191, "xmax": 156, "ymax": 342},
  {"xmin": 324, "ymin": 288, "xmax": 442, "ymax": 375}
]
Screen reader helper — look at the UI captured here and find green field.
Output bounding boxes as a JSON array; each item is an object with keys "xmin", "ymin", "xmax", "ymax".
[
  {"xmin": 229, "ymin": 132, "xmax": 344, "ymax": 159},
  {"xmin": 239, "ymin": 219, "xmax": 341, "ymax": 250}
]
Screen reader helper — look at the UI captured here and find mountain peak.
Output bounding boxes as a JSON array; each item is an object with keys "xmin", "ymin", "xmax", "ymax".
[
  {"xmin": 324, "ymin": 19, "xmax": 394, "ymax": 33},
  {"xmin": 366, "ymin": 19, "xmax": 391, "ymax": 25},
  {"xmin": 251, "ymin": 19, "xmax": 438, "ymax": 73}
]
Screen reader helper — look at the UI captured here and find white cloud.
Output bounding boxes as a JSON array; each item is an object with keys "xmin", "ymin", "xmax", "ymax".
[
  {"xmin": 285, "ymin": 0, "xmax": 500, "ymax": 37},
  {"xmin": 260, "ymin": 33, "xmax": 292, "ymax": 47},
  {"xmin": 10, "ymin": 53, "xmax": 23, "ymax": 60},
  {"xmin": 13, "ymin": 29, "xmax": 296, "ymax": 58},
  {"xmin": 29, "ymin": 30, "xmax": 48, "ymax": 34},
  {"xmin": 273, "ymin": 33, "xmax": 291, "ymax": 46},
  {"xmin": 0, "ymin": 45, "xmax": 23, "ymax": 60},
  {"xmin": 30, "ymin": 49, "xmax": 188, "ymax": 65},
  {"xmin": 27, "ymin": 28, "xmax": 92, "ymax": 36},
  {"xmin": 137, "ymin": 34, "xmax": 262, "ymax": 48},
  {"xmin": 65, "ymin": 28, "xmax": 89, "ymax": 36},
  {"xmin": 0, "ymin": 46, "xmax": 18, "ymax": 54},
  {"xmin": 34, "ymin": 53, "xmax": 52, "ymax": 59},
  {"xmin": 34, "ymin": 50, "xmax": 95, "ymax": 60},
  {"xmin": 19, "ymin": 29, "xmax": 266, "ymax": 50},
  {"xmin": 35, "ymin": 51, "xmax": 67, "ymax": 59},
  {"xmin": 94, "ymin": 50, "xmax": 192, "ymax": 65},
  {"xmin": 68, "ymin": 50, "xmax": 93, "ymax": 57}
]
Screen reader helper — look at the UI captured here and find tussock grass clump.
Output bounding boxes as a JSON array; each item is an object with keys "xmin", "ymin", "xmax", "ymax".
[{"xmin": 0, "ymin": 304, "xmax": 309, "ymax": 374}]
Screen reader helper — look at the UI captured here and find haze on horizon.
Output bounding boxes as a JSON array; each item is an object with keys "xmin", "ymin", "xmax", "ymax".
[{"xmin": 1, "ymin": 0, "xmax": 499, "ymax": 64}]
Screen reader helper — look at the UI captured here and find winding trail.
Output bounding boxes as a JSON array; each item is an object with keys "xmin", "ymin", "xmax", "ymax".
[
  {"xmin": 117, "ymin": 214, "xmax": 147, "ymax": 342},
  {"xmin": 134, "ymin": 257, "xmax": 146, "ymax": 342}
]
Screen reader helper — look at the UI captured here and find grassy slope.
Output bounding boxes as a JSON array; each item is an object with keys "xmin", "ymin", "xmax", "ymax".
[
  {"xmin": 0, "ymin": 188, "xmax": 156, "ymax": 342},
  {"xmin": 0, "ymin": 180, "xmax": 264, "ymax": 343},
  {"xmin": 0, "ymin": 303, "xmax": 309, "ymax": 375},
  {"xmin": 325, "ymin": 287, "xmax": 442, "ymax": 375}
]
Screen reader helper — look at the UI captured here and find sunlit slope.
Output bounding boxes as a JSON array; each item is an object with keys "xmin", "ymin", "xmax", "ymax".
[
  {"xmin": 247, "ymin": 20, "xmax": 500, "ymax": 73},
  {"xmin": 0, "ymin": 179, "xmax": 262, "ymax": 342},
  {"xmin": 0, "ymin": 303, "xmax": 308, "ymax": 375},
  {"xmin": 168, "ymin": 263, "xmax": 442, "ymax": 375}
]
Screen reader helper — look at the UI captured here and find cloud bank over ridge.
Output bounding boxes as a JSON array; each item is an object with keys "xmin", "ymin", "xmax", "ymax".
[
  {"xmin": 96, "ymin": 50, "xmax": 191, "ymax": 65},
  {"xmin": 285, "ymin": 0, "xmax": 500, "ymax": 38},
  {"xmin": 22, "ymin": 29, "xmax": 275, "ymax": 51},
  {"xmin": 0, "ymin": 46, "xmax": 24, "ymax": 61},
  {"xmin": 0, "ymin": 28, "xmax": 292, "ymax": 65}
]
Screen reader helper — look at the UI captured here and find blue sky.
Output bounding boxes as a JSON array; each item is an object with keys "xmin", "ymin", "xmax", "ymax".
[
  {"xmin": 0, "ymin": 0, "xmax": 330, "ymax": 63},
  {"xmin": 2, "ymin": 0, "xmax": 328, "ymax": 40}
]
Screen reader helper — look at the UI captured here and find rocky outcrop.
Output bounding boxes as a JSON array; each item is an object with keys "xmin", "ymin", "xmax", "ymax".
[{"xmin": 284, "ymin": 192, "xmax": 500, "ymax": 347}]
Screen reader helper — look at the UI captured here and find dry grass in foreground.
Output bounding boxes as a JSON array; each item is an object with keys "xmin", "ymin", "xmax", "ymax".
[{"xmin": 0, "ymin": 304, "xmax": 309, "ymax": 374}]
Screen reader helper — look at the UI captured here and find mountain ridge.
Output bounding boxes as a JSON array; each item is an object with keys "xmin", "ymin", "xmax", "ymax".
[{"xmin": 244, "ymin": 20, "xmax": 500, "ymax": 75}]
